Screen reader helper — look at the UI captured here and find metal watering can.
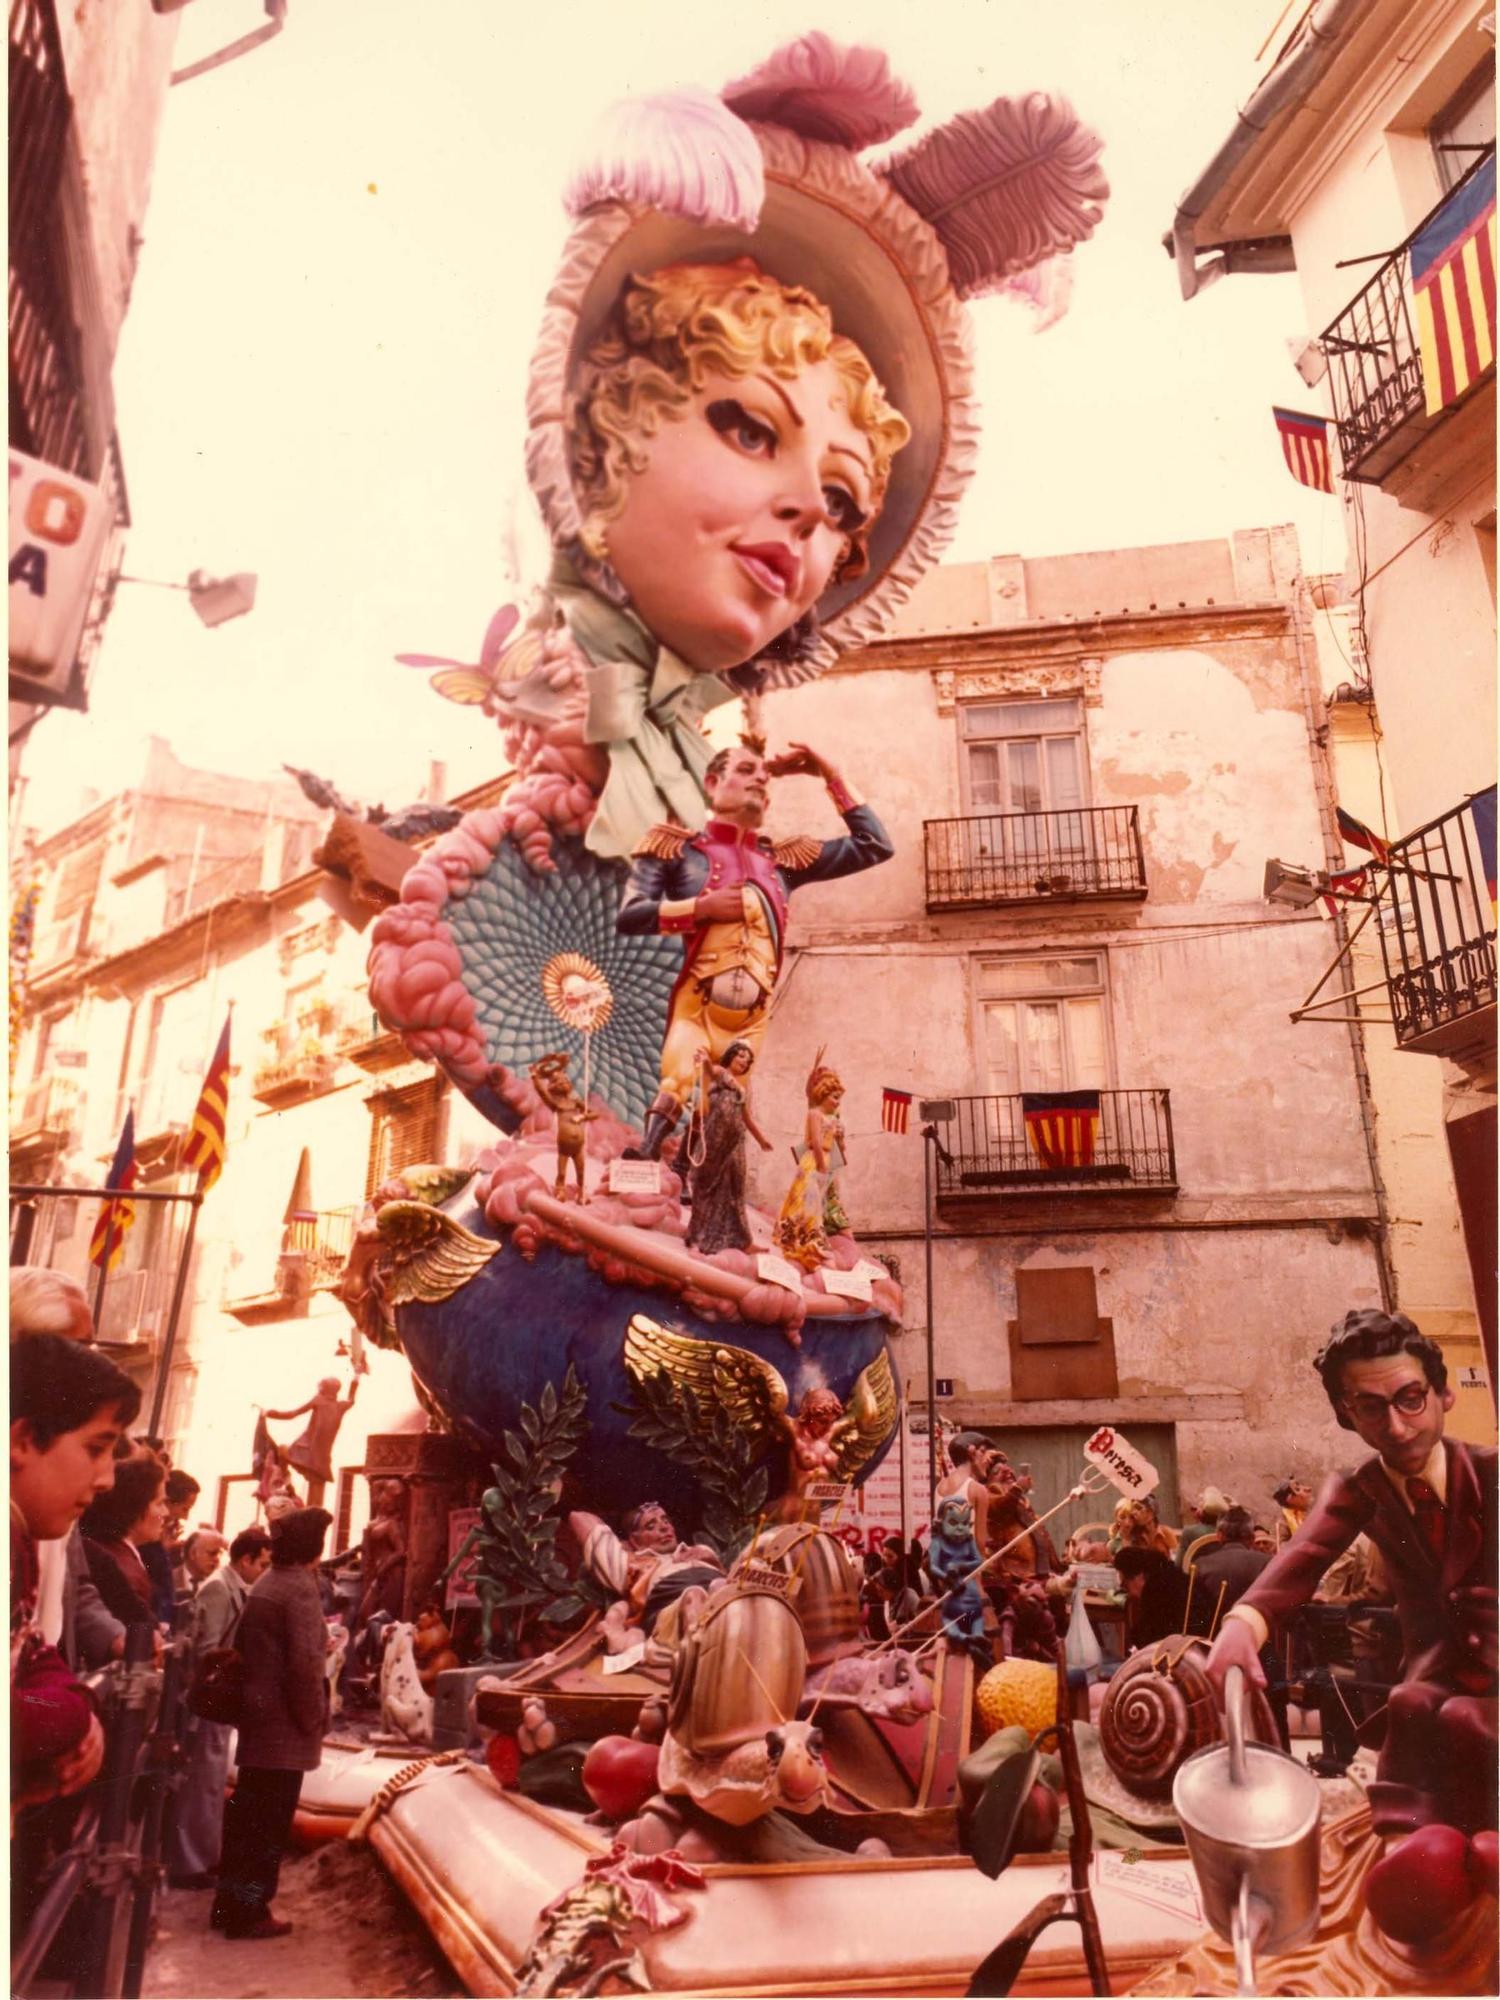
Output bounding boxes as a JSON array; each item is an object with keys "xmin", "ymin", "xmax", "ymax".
[{"xmin": 1172, "ymin": 1666, "xmax": 1322, "ymax": 1995}]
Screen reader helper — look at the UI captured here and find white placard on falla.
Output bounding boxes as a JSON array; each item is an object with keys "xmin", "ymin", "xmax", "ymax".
[
  {"xmin": 756, "ymin": 1250, "xmax": 805, "ymax": 1295},
  {"xmin": 608, "ymin": 1159, "xmax": 662, "ymax": 1195},
  {"xmin": 1083, "ymin": 1424, "xmax": 1160, "ymax": 1499},
  {"xmin": 851, "ymin": 1258, "xmax": 888, "ymax": 1284},
  {"xmin": 822, "ymin": 1267, "xmax": 873, "ymax": 1303}
]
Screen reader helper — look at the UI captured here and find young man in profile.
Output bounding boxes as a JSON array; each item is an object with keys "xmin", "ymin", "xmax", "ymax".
[{"xmin": 1205, "ymin": 1308, "xmax": 1496, "ymax": 1938}]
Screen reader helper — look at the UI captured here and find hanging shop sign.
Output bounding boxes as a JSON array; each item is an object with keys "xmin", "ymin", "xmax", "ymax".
[{"xmin": 9, "ymin": 450, "xmax": 113, "ymax": 708}]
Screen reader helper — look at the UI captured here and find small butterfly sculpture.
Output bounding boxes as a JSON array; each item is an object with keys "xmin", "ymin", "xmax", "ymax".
[{"xmin": 395, "ymin": 602, "xmax": 521, "ymax": 706}]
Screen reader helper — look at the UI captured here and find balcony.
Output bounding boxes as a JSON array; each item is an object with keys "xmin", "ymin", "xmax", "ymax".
[
  {"xmin": 932, "ymin": 1088, "xmax": 1177, "ymax": 1199},
  {"xmin": 1376, "ymin": 798, "xmax": 1496, "ymax": 1061},
  {"xmin": 1322, "ymin": 150, "xmax": 1495, "ymax": 488},
  {"xmin": 292, "ymin": 1204, "xmax": 361, "ymax": 1292},
  {"xmin": 94, "ymin": 1266, "xmax": 174, "ymax": 1353},
  {"xmin": 11, "ymin": 1073, "xmax": 79, "ymax": 1150},
  {"xmin": 252, "ymin": 1030, "xmax": 340, "ymax": 1108},
  {"xmin": 924, "ymin": 806, "xmax": 1147, "ymax": 913}
]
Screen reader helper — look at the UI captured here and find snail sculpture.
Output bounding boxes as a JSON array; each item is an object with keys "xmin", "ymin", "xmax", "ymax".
[
  {"xmin": 1099, "ymin": 1634, "xmax": 1280, "ymax": 1799},
  {"xmin": 732, "ymin": 1524, "xmax": 862, "ymax": 1667}
]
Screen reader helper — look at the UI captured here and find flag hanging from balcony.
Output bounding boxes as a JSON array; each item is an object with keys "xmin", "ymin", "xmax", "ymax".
[
  {"xmin": 1021, "ymin": 1090, "xmax": 1101, "ymax": 1170},
  {"xmin": 88, "ymin": 1111, "xmax": 138, "ymax": 1272},
  {"xmin": 1410, "ymin": 153, "xmax": 1496, "ymax": 417},
  {"xmin": 1470, "ymin": 785, "xmax": 1497, "ymax": 918},
  {"xmin": 1317, "ymin": 866, "xmax": 1370, "ymax": 919},
  {"xmin": 881, "ymin": 1087, "xmax": 913, "ymax": 1135},
  {"xmin": 180, "ymin": 1014, "xmax": 231, "ymax": 1191},
  {"xmin": 1272, "ymin": 407, "xmax": 1335, "ymax": 493},
  {"xmin": 1336, "ymin": 804, "xmax": 1391, "ymax": 864}
]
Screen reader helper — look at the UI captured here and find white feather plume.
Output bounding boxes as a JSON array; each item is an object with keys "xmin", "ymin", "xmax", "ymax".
[{"xmin": 563, "ymin": 87, "xmax": 765, "ymax": 230}]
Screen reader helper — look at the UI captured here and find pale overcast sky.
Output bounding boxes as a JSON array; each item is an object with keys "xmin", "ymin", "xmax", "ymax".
[{"xmin": 19, "ymin": 0, "xmax": 1349, "ymax": 834}]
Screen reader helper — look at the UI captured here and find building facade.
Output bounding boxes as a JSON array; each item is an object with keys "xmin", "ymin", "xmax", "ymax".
[
  {"xmin": 8, "ymin": 0, "xmax": 180, "ymax": 762},
  {"xmin": 741, "ymin": 526, "xmax": 1488, "ymax": 1534},
  {"xmin": 1166, "ymin": 0, "xmax": 1496, "ymax": 1378}
]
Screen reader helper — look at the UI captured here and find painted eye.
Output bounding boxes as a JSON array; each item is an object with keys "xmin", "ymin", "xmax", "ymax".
[
  {"xmin": 707, "ymin": 399, "xmax": 777, "ymax": 455},
  {"xmin": 823, "ymin": 485, "xmax": 867, "ymax": 535}
]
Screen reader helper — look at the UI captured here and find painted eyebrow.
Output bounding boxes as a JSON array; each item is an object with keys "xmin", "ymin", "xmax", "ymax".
[
  {"xmin": 825, "ymin": 441, "xmax": 873, "ymax": 476},
  {"xmin": 753, "ymin": 373, "xmax": 804, "ymax": 426}
]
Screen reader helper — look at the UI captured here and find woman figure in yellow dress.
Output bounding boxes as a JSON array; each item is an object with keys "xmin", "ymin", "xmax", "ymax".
[{"xmin": 775, "ymin": 1052, "xmax": 845, "ymax": 1272}]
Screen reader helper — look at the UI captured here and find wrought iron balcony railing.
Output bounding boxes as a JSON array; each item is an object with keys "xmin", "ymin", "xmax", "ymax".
[
  {"xmin": 1322, "ymin": 148, "xmax": 1495, "ymax": 485},
  {"xmin": 931, "ymin": 1088, "xmax": 1177, "ymax": 1198},
  {"xmin": 1376, "ymin": 797, "xmax": 1496, "ymax": 1059},
  {"xmin": 924, "ymin": 805, "xmax": 1147, "ymax": 912},
  {"xmin": 281, "ymin": 1203, "xmax": 361, "ymax": 1292}
]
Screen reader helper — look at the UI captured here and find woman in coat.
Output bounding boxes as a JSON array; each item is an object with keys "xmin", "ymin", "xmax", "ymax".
[
  {"xmin": 79, "ymin": 1450, "xmax": 166, "ymax": 1633},
  {"xmin": 211, "ymin": 1507, "xmax": 331, "ymax": 1939}
]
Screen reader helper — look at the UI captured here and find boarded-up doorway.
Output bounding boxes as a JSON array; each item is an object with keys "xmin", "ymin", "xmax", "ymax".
[{"xmin": 978, "ymin": 1422, "xmax": 1180, "ymax": 1552}]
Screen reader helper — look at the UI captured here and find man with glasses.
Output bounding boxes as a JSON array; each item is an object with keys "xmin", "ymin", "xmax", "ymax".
[{"xmin": 1205, "ymin": 1308, "xmax": 1495, "ymax": 1942}]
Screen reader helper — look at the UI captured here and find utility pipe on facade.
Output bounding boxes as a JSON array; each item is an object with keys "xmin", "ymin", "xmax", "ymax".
[
  {"xmin": 1287, "ymin": 581, "xmax": 1398, "ymax": 1312},
  {"xmin": 1166, "ymin": 0, "xmax": 1367, "ymax": 300}
]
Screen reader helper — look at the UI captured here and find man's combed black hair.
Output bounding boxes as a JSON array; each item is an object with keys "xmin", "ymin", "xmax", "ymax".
[
  {"xmin": 1313, "ymin": 1308, "xmax": 1447, "ymax": 1431},
  {"xmin": 229, "ymin": 1526, "xmax": 272, "ymax": 1565},
  {"xmin": 10, "ymin": 1333, "xmax": 141, "ymax": 1449},
  {"xmin": 80, "ymin": 1450, "xmax": 166, "ymax": 1542}
]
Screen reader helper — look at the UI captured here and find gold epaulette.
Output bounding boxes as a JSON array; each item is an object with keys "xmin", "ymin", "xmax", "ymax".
[
  {"xmin": 771, "ymin": 833, "xmax": 823, "ymax": 871},
  {"xmin": 633, "ymin": 822, "xmax": 691, "ymax": 861}
]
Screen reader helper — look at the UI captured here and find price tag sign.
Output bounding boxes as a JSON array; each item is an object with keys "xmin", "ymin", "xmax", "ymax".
[
  {"xmin": 822, "ymin": 1267, "xmax": 873, "ymax": 1303},
  {"xmin": 608, "ymin": 1159, "xmax": 662, "ymax": 1195},
  {"xmin": 807, "ymin": 1480, "xmax": 853, "ymax": 1509},
  {"xmin": 1094, "ymin": 1850, "xmax": 1203, "ymax": 1926},
  {"xmin": 1083, "ymin": 1424, "xmax": 1159, "ymax": 1498},
  {"xmin": 852, "ymin": 1258, "xmax": 889, "ymax": 1284},
  {"xmin": 601, "ymin": 1642, "xmax": 647, "ymax": 1675},
  {"xmin": 756, "ymin": 1250, "xmax": 805, "ymax": 1295}
]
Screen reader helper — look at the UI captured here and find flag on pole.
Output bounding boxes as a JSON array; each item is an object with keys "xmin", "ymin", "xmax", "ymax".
[
  {"xmin": 88, "ymin": 1112, "xmax": 138, "ymax": 1271},
  {"xmin": 881, "ymin": 1087, "xmax": 912, "ymax": 1135},
  {"xmin": 180, "ymin": 1014, "xmax": 231, "ymax": 1190},
  {"xmin": 1317, "ymin": 866, "xmax": 1370, "ymax": 919},
  {"xmin": 1336, "ymin": 804, "xmax": 1391, "ymax": 864},
  {"xmin": 1410, "ymin": 153, "xmax": 1496, "ymax": 417},
  {"xmin": 1272, "ymin": 407, "xmax": 1335, "ymax": 493},
  {"xmin": 1470, "ymin": 785, "xmax": 1497, "ymax": 918},
  {"xmin": 1021, "ymin": 1090, "xmax": 1101, "ymax": 1171}
]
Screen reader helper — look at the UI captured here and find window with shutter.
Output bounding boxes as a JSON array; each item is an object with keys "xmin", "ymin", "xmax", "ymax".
[{"xmin": 365, "ymin": 1078, "xmax": 445, "ymax": 1197}]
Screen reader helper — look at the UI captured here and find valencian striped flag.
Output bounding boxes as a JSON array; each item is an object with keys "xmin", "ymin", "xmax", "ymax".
[
  {"xmin": 1470, "ymin": 785, "xmax": 1497, "ymax": 919},
  {"xmin": 1410, "ymin": 153, "xmax": 1496, "ymax": 417},
  {"xmin": 881, "ymin": 1087, "xmax": 912, "ymax": 1135},
  {"xmin": 88, "ymin": 1112, "xmax": 138, "ymax": 1271},
  {"xmin": 1021, "ymin": 1090, "xmax": 1101, "ymax": 1171},
  {"xmin": 180, "ymin": 1015, "xmax": 231, "ymax": 1190},
  {"xmin": 1273, "ymin": 407, "xmax": 1334, "ymax": 493},
  {"xmin": 1336, "ymin": 804, "xmax": 1391, "ymax": 864}
]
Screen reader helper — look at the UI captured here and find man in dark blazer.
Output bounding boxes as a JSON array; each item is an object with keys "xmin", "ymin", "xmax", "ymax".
[
  {"xmin": 618, "ymin": 737, "xmax": 892, "ymax": 1158},
  {"xmin": 211, "ymin": 1508, "xmax": 332, "ymax": 1939},
  {"xmin": 1206, "ymin": 1309, "xmax": 1496, "ymax": 1847}
]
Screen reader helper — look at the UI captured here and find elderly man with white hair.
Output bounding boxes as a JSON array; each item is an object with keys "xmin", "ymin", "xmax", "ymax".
[{"xmin": 10, "ymin": 1264, "xmax": 94, "ymax": 1343}]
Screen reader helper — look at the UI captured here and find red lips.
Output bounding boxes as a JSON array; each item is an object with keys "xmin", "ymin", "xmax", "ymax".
[{"xmin": 732, "ymin": 542, "xmax": 800, "ymax": 597}]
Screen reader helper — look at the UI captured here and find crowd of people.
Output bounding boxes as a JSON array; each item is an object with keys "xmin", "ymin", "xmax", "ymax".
[{"xmin": 10, "ymin": 1265, "xmax": 336, "ymax": 1947}]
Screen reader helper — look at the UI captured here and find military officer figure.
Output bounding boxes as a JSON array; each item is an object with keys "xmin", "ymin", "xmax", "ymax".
[{"xmin": 617, "ymin": 739, "xmax": 892, "ymax": 1160}]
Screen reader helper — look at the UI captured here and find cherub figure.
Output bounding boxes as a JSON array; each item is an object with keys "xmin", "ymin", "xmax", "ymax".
[
  {"xmin": 776, "ymin": 1385, "xmax": 857, "ymax": 1523},
  {"xmin": 529, "ymin": 1051, "xmax": 600, "ymax": 1202}
]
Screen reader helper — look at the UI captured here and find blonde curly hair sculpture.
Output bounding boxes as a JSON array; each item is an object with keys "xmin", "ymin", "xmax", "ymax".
[{"xmin": 568, "ymin": 259, "xmax": 910, "ymax": 583}]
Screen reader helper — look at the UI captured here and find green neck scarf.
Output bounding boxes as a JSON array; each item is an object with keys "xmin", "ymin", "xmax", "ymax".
[{"xmin": 549, "ymin": 557, "xmax": 737, "ymax": 862}]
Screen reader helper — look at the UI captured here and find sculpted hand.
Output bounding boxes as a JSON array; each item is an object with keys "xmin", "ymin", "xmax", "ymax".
[
  {"xmin": 766, "ymin": 741, "xmax": 834, "ymax": 783},
  {"xmin": 1204, "ymin": 1615, "xmax": 1266, "ymax": 1702},
  {"xmin": 693, "ymin": 888, "xmax": 744, "ymax": 924}
]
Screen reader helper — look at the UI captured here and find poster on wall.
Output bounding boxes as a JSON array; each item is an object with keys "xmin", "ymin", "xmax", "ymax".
[{"xmin": 444, "ymin": 1505, "xmax": 481, "ymax": 1609}]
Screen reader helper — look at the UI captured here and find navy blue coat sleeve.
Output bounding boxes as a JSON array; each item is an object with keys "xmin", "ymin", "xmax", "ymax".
[
  {"xmin": 617, "ymin": 851, "xmax": 679, "ymax": 937},
  {"xmin": 783, "ymin": 804, "xmax": 895, "ymax": 890}
]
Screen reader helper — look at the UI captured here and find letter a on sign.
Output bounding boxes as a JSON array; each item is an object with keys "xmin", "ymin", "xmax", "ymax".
[{"xmin": 1083, "ymin": 1424, "xmax": 1159, "ymax": 1498}]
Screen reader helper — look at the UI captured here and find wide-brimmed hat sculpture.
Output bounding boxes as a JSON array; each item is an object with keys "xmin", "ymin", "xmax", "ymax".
[{"xmin": 528, "ymin": 31, "xmax": 1108, "ymax": 680}]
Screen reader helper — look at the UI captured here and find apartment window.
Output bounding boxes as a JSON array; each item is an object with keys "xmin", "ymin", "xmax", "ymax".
[
  {"xmin": 1429, "ymin": 59, "xmax": 1495, "ymax": 192},
  {"xmin": 977, "ymin": 954, "xmax": 1110, "ymax": 1098},
  {"xmin": 962, "ymin": 699, "xmax": 1087, "ymax": 816},
  {"xmin": 366, "ymin": 1078, "xmax": 445, "ymax": 1197}
]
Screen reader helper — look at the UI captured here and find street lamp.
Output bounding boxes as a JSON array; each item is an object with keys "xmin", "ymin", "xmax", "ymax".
[{"xmin": 116, "ymin": 570, "xmax": 258, "ymax": 629}]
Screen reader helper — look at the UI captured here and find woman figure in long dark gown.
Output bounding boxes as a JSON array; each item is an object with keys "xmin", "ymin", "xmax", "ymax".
[{"xmin": 685, "ymin": 1042, "xmax": 771, "ymax": 1255}]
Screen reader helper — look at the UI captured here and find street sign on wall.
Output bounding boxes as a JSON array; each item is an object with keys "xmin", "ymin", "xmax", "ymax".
[{"xmin": 9, "ymin": 450, "xmax": 113, "ymax": 707}]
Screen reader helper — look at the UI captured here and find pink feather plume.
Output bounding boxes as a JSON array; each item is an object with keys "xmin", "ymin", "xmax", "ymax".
[{"xmin": 721, "ymin": 32, "xmax": 919, "ymax": 151}]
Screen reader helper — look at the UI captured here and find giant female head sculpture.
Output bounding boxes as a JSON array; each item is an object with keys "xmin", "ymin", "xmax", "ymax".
[{"xmin": 568, "ymin": 260, "xmax": 910, "ymax": 674}]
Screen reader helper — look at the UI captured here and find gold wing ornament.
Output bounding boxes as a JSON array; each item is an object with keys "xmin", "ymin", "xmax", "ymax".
[
  {"xmin": 829, "ymin": 1350, "xmax": 899, "ymax": 1483},
  {"xmin": 374, "ymin": 1200, "xmax": 499, "ymax": 1307},
  {"xmin": 623, "ymin": 1313, "xmax": 790, "ymax": 1454},
  {"xmin": 391, "ymin": 1163, "xmax": 475, "ymax": 1207}
]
